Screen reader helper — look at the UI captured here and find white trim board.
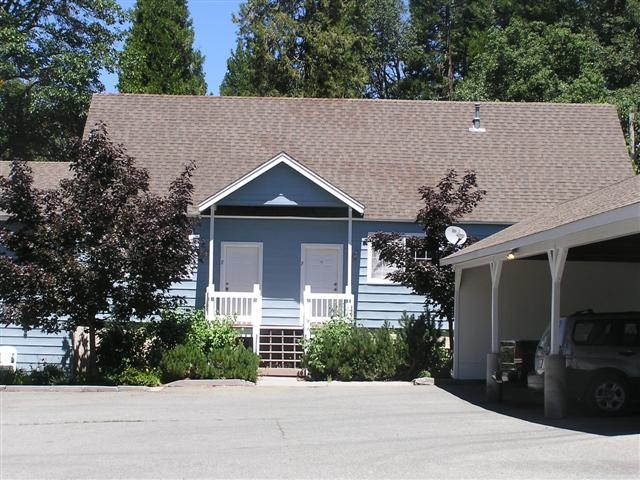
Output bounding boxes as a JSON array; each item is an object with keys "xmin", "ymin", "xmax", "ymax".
[{"xmin": 198, "ymin": 152, "xmax": 365, "ymax": 214}]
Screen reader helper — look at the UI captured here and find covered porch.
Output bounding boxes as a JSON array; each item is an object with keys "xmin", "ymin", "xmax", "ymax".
[{"xmin": 197, "ymin": 152, "xmax": 364, "ymax": 371}]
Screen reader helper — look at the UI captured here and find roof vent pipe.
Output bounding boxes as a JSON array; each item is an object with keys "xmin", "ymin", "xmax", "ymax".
[{"xmin": 469, "ymin": 103, "xmax": 486, "ymax": 133}]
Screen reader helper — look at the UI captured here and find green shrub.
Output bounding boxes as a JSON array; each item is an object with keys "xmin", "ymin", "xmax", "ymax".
[
  {"xmin": 113, "ymin": 366, "xmax": 161, "ymax": 387},
  {"xmin": 160, "ymin": 343, "xmax": 259, "ymax": 383},
  {"xmin": 0, "ymin": 369, "xmax": 17, "ymax": 385},
  {"xmin": 302, "ymin": 315, "xmax": 404, "ymax": 381},
  {"xmin": 96, "ymin": 322, "xmax": 149, "ymax": 375},
  {"xmin": 27, "ymin": 364, "xmax": 68, "ymax": 385},
  {"xmin": 159, "ymin": 344, "xmax": 207, "ymax": 383},
  {"xmin": 397, "ymin": 312, "xmax": 449, "ymax": 379},
  {"xmin": 204, "ymin": 345, "xmax": 260, "ymax": 382},
  {"xmin": 186, "ymin": 312, "xmax": 238, "ymax": 353}
]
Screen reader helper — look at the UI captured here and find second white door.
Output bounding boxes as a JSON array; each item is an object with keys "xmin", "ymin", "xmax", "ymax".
[{"xmin": 300, "ymin": 244, "xmax": 343, "ymax": 295}]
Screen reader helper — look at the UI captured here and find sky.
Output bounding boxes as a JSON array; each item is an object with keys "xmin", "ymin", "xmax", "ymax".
[{"xmin": 100, "ymin": 0, "xmax": 243, "ymax": 95}]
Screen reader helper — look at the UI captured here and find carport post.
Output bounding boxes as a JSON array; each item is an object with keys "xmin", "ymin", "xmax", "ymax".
[
  {"xmin": 486, "ymin": 258, "xmax": 503, "ymax": 402},
  {"xmin": 452, "ymin": 267, "xmax": 462, "ymax": 378},
  {"xmin": 545, "ymin": 247, "xmax": 568, "ymax": 418}
]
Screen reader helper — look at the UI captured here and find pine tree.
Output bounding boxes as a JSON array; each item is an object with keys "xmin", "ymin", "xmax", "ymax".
[{"xmin": 118, "ymin": 0, "xmax": 207, "ymax": 95}]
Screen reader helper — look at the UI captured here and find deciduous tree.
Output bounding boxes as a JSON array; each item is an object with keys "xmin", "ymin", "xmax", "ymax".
[
  {"xmin": 367, "ymin": 169, "xmax": 485, "ymax": 350},
  {"xmin": 0, "ymin": 124, "xmax": 197, "ymax": 374},
  {"xmin": 0, "ymin": 0, "xmax": 123, "ymax": 160}
]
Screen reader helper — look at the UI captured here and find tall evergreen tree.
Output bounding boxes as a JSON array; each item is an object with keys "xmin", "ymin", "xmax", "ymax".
[
  {"xmin": 221, "ymin": 0, "xmax": 410, "ymax": 98},
  {"xmin": 0, "ymin": 0, "xmax": 123, "ymax": 161},
  {"xmin": 221, "ymin": 0, "xmax": 302, "ymax": 96},
  {"xmin": 118, "ymin": 0, "xmax": 207, "ymax": 95}
]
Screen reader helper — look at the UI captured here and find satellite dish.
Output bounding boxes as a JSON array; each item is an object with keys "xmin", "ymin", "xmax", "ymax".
[{"xmin": 445, "ymin": 226, "xmax": 468, "ymax": 246}]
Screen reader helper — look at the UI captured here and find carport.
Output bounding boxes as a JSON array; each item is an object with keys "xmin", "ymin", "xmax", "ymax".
[{"xmin": 442, "ymin": 175, "xmax": 640, "ymax": 418}]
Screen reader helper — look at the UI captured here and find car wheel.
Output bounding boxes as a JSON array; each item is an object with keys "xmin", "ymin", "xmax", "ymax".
[{"xmin": 586, "ymin": 373, "xmax": 628, "ymax": 415}]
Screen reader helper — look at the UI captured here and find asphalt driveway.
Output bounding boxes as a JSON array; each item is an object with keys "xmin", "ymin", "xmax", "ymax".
[{"xmin": 1, "ymin": 380, "xmax": 638, "ymax": 479}]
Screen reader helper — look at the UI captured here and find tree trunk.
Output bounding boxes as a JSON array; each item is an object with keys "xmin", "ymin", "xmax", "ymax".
[{"xmin": 446, "ymin": 2, "xmax": 454, "ymax": 100}]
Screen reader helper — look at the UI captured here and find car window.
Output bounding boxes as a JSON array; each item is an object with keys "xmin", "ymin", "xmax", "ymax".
[
  {"xmin": 572, "ymin": 320, "xmax": 614, "ymax": 346},
  {"xmin": 621, "ymin": 321, "xmax": 640, "ymax": 347}
]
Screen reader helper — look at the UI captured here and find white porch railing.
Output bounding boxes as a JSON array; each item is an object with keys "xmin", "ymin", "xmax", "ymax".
[
  {"xmin": 302, "ymin": 285, "xmax": 354, "ymax": 339},
  {"xmin": 206, "ymin": 284, "xmax": 262, "ymax": 353}
]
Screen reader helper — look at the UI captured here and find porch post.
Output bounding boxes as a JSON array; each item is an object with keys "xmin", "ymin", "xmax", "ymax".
[
  {"xmin": 346, "ymin": 208, "xmax": 353, "ymax": 295},
  {"xmin": 208, "ymin": 206, "xmax": 215, "ymax": 286},
  {"xmin": 486, "ymin": 258, "xmax": 503, "ymax": 402},
  {"xmin": 206, "ymin": 207, "xmax": 215, "ymax": 321}
]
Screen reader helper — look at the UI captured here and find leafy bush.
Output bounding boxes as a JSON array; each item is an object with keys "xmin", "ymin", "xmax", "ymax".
[
  {"xmin": 96, "ymin": 309, "xmax": 238, "ymax": 378},
  {"xmin": 112, "ymin": 366, "xmax": 161, "ymax": 387},
  {"xmin": 186, "ymin": 312, "xmax": 239, "ymax": 353},
  {"xmin": 27, "ymin": 364, "xmax": 68, "ymax": 385},
  {"xmin": 0, "ymin": 365, "xmax": 69, "ymax": 385},
  {"xmin": 302, "ymin": 315, "xmax": 404, "ymax": 381},
  {"xmin": 397, "ymin": 312, "xmax": 449, "ymax": 379},
  {"xmin": 96, "ymin": 322, "xmax": 150, "ymax": 375},
  {"xmin": 0, "ymin": 369, "xmax": 17, "ymax": 385}
]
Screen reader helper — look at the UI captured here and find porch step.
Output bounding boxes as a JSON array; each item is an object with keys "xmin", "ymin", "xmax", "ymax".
[{"xmin": 258, "ymin": 327, "xmax": 304, "ymax": 371}]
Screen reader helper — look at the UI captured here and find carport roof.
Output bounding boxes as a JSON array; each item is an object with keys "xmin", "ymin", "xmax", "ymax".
[{"xmin": 441, "ymin": 174, "xmax": 640, "ymax": 266}]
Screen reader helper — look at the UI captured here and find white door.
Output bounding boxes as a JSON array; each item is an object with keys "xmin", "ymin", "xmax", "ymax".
[
  {"xmin": 300, "ymin": 244, "xmax": 343, "ymax": 295},
  {"xmin": 221, "ymin": 243, "xmax": 262, "ymax": 292}
]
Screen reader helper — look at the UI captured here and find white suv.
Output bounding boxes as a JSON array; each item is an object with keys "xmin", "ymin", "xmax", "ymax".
[{"xmin": 528, "ymin": 311, "xmax": 640, "ymax": 415}]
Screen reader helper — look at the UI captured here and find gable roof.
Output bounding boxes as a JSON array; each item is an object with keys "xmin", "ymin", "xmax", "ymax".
[
  {"xmin": 5, "ymin": 95, "xmax": 630, "ymax": 222},
  {"xmin": 198, "ymin": 152, "xmax": 364, "ymax": 213},
  {"xmin": 441, "ymin": 174, "xmax": 640, "ymax": 266}
]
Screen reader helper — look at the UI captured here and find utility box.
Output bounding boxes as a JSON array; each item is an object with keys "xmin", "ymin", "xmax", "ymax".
[{"xmin": 0, "ymin": 346, "xmax": 18, "ymax": 372}]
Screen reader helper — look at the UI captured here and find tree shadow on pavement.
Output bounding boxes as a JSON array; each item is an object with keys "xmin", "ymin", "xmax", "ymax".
[{"xmin": 435, "ymin": 379, "xmax": 640, "ymax": 437}]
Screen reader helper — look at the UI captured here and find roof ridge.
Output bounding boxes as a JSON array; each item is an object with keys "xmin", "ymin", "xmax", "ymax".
[{"xmin": 91, "ymin": 93, "xmax": 617, "ymax": 108}]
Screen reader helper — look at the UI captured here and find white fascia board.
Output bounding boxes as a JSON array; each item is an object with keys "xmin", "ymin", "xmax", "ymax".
[
  {"xmin": 441, "ymin": 202, "xmax": 640, "ymax": 268},
  {"xmin": 198, "ymin": 152, "xmax": 365, "ymax": 214}
]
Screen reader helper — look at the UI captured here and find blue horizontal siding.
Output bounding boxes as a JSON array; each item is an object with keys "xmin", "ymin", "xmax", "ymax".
[{"xmin": 0, "ymin": 325, "xmax": 72, "ymax": 371}]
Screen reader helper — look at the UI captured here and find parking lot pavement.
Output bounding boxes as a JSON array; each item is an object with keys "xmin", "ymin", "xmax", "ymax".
[{"xmin": 1, "ymin": 382, "xmax": 638, "ymax": 479}]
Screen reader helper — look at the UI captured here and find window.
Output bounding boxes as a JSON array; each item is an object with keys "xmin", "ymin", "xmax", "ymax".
[
  {"xmin": 367, "ymin": 243, "xmax": 396, "ymax": 284},
  {"xmin": 366, "ymin": 233, "xmax": 427, "ymax": 284}
]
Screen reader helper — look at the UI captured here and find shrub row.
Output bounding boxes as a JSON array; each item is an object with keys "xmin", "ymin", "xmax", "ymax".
[
  {"xmin": 301, "ymin": 312, "xmax": 450, "ymax": 381},
  {"xmin": 96, "ymin": 310, "xmax": 259, "ymax": 385}
]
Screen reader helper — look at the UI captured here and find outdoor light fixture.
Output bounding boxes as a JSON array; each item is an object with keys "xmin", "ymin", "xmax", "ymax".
[{"xmin": 506, "ymin": 249, "xmax": 518, "ymax": 260}]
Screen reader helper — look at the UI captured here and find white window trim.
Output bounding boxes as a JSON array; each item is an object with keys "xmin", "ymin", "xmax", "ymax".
[{"xmin": 184, "ymin": 234, "xmax": 200, "ymax": 281}]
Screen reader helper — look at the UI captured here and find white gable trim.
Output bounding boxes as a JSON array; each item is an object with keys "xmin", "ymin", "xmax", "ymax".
[{"xmin": 198, "ymin": 152, "xmax": 365, "ymax": 214}]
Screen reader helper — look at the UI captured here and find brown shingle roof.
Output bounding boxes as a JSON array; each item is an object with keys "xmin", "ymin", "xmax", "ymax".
[
  {"xmin": 442, "ymin": 174, "xmax": 640, "ymax": 264},
  {"xmin": 0, "ymin": 161, "xmax": 72, "ymax": 191},
  {"xmin": 11, "ymin": 94, "xmax": 635, "ymax": 222}
]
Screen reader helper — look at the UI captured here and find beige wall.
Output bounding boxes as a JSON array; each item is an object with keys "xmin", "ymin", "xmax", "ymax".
[{"xmin": 562, "ymin": 261, "xmax": 640, "ymax": 313}]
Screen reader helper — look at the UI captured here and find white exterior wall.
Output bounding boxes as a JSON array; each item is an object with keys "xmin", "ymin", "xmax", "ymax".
[{"xmin": 456, "ymin": 265, "xmax": 491, "ymax": 379}]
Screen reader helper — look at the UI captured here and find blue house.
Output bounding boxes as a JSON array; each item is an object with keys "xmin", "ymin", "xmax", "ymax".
[{"xmin": 1, "ymin": 95, "xmax": 633, "ymax": 373}]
